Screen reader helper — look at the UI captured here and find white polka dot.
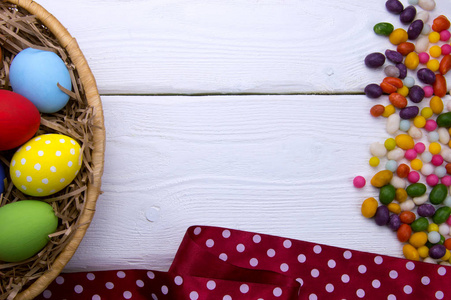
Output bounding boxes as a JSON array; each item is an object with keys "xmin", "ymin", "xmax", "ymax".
[
  {"xmin": 86, "ymin": 273, "xmax": 95, "ymax": 280},
  {"xmin": 236, "ymin": 243, "xmax": 245, "ymax": 252},
  {"xmin": 374, "ymin": 256, "xmax": 383, "ymax": 264},
  {"xmin": 45, "ymin": 140, "xmax": 51, "ymax": 144},
  {"xmin": 438, "ymin": 267, "xmax": 447, "ymax": 276},
  {"xmin": 341, "ymin": 274, "xmax": 350, "ymax": 283},
  {"xmin": 206, "ymin": 239, "xmax": 214, "ymax": 247},
  {"xmin": 328, "ymin": 259, "xmax": 336, "ymax": 268},
  {"xmin": 403, "ymin": 285, "xmax": 412, "ymax": 294},
  {"xmin": 283, "ymin": 239, "xmax": 292, "ymax": 248},
  {"xmin": 174, "ymin": 275, "xmax": 183, "ymax": 285},
  {"xmin": 190, "ymin": 291, "xmax": 199, "ymax": 300},
  {"xmin": 356, "ymin": 289, "xmax": 365, "ymax": 298},
  {"xmin": 344, "ymin": 250, "xmax": 352, "ymax": 259},
  {"xmin": 70, "ymin": 148, "xmax": 76, "ymax": 155},
  {"xmin": 117, "ymin": 271, "xmax": 126, "ymax": 278},
  {"xmin": 136, "ymin": 280, "xmax": 144, "ymax": 287},
  {"xmin": 151, "ymin": 294, "xmax": 158, "ymax": 300},
  {"xmin": 60, "ymin": 178, "xmax": 65, "ymax": 183},
  {"xmin": 161, "ymin": 285, "xmax": 169, "ymax": 294},
  {"xmin": 38, "ymin": 151, "xmax": 44, "ymax": 156},
  {"xmin": 298, "ymin": 254, "xmax": 306, "ymax": 263},
  {"xmin": 436, "ymin": 291, "xmax": 444, "ymax": 299},
  {"xmin": 34, "ymin": 163, "xmax": 41, "ymax": 171},
  {"xmin": 21, "ymin": 158, "xmax": 26, "ymax": 165},
  {"xmin": 193, "ymin": 227, "xmax": 201, "ymax": 235},
  {"xmin": 406, "ymin": 261, "xmax": 415, "ymax": 270},
  {"xmin": 358, "ymin": 265, "xmax": 367, "ymax": 274},
  {"xmin": 42, "ymin": 178, "xmax": 49, "ymax": 184},
  {"xmin": 26, "ymin": 146, "xmax": 31, "ymax": 151},
  {"xmin": 26, "ymin": 176, "xmax": 32, "ymax": 182},
  {"xmin": 219, "ymin": 253, "xmax": 228, "ymax": 261},
  {"xmin": 50, "ymin": 166, "xmax": 57, "ymax": 172},
  {"xmin": 240, "ymin": 284, "xmax": 249, "ymax": 293},
  {"xmin": 35, "ymin": 137, "xmax": 41, "ymax": 141},
  {"xmin": 389, "ymin": 270, "xmax": 398, "ymax": 279},
  {"xmin": 280, "ymin": 263, "xmax": 289, "ymax": 272},
  {"xmin": 21, "ymin": 185, "xmax": 27, "ymax": 190},
  {"xmin": 50, "ymin": 189, "xmax": 55, "ymax": 193},
  {"xmin": 55, "ymin": 276, "xmax": 64, "ymax": 284},
  {"xmin": 250, "ymin": 258, "xmax": 258, "ymax": 267},
  {"xmin": 70, "ymin": 140, "xmax": 76, "ymax": 145},
  {"xmin": 222, "ymin": 230, "xmax": 231, "ymax": 238},
  {"xmin": 60, "ymin": 139, "xmax": 65, "ymax": 143},
  {"xmin": 15, "ymin": 170, "xmax": 20, "ymax": 177},
  {"xmin": 92, "ymin": 295, "xmax": 101, "ymax": 300},
  {"xmin": 223, "ymin": 296, "xmax": 232, "ymax": 300},
  {"xmin": 68, "ymin": 161, "xmax": 73, "ymax": 167},
  {"xmin": 296, "ymin": 278, "xmax": 304, "ymax": 286},
  {"xmin": 37, "ymin": 188, "xmax": 43, "ymax": 193},
  {"xmin": 105, "ymin": 282, "xmax": 114, "ymax": 289},
  {"xmin": 421, "ymin": 276, "xmax": 430, "ymax": 285},
  {"xmin": 74, "ymin": 285, "xmax": 83, "ymax": 294},
  {"xmin": 267, "ymin": 248, "xmax": 276, "ymax": 257},
  {"xmin": 273, "ymin": 287, "xmax": 283, "ymax": 297},
  {"xmin": 309, "ymin": 294, "xmax": 318, "ymax": 300},
  {"xmin": 325, "ymin": 283, "xmax": 334, "ymax": 293},
  {"xmin": 56, "ymin": 151, "xmax": 62, "ymax": 157},
  {"xmin": 253, "ymin": 234, "xmax": 262, "ymax": 243},
  {"xmin": 372, "ymin": 279, "xmax": 381, "ymax": 288},
  {"xmin": 147, "ymin": 271, "xmax": 155, "ymax": 279},
  {"xmin": 313, "ymin": 245, "xmax": 322, "ymax": 254},
  {"xmin": 123, "ymin": 291, "xmax": 132, "ymax": 299},
  {"xmin": 387, "ymin": 294, "xmax": 397, "ymax": 300},
  {"xmin": 207, "ymin": 280, "xmax": 216, "ymax": 290},
  {"xmin": 311, "ymin": 269, "xmax": 319, "ymax": 278},
  {"xmin": 42, "ymin": 290, "xmax": 52, "ymax": 299},
  {"xmin": 11, "ymin": 160, "xmax": 16, "ymax": 167}
]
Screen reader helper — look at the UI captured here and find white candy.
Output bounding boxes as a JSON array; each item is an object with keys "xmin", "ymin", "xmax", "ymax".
[
  {"xmin": 440, "ymin": 261, "xmax": 451, "ymax": 266},
  {"xmin": 447, "ymin": 99, "xmax": 451, "ymax": 111},
  {"xmin": 423, "ymin": 257, "xmax": 437, "ymax": 264},
  {"xmin": 387, "ymin": 148, "xmax": 405, "ymax": 161},
  {"xmin": 400, "ymin": 199, "xmax": 415, "ymax": 211},
  {"xmin": 421, "ymin": 163, "xmax": 434, "ymax": 176},
  {"xmin": 441, "ymin": 148, "xmax": 451, "ymax": 162},
  {"xmin": 439, "ymin": 223, "xmax": 450, "ymax": 236},
  {"xmin": 438, "ymin": 127, "xmax": 450, "ymax": 145},
  {"xmin": 444, "ymin": 195, "xmax": 451, "ymax": 206},
  {"xmin": 408, "ymin": 126, "xmax": 422, "ymax": 139},
  {"xmin": 391, "ymin": 176, "xmax": 406, "ymax": 189},
  {"xmin": 415, "ymin": 10, "xmax": 430, "ymax": 23},
  {"xmin": 415, "ymin": 36, "xmax": 430, "ymax": 53},
  {"xmin": 386, "ymin": 114, "xmax": 400, "ymax": 135},
  {"xmin": 370, "ymin": 142, "xmax": 387, "ymax": 157},
  {"xmin": 413, "ymin": 194, "xmax": 429, "ymax": 205},
  {"xmin": 418, "ymin": 0, "xmax": 436, "ymax": 11}
]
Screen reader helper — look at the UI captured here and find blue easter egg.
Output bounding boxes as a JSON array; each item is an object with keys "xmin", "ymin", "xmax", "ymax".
[
  {"xmin": 9, "ymin": 48, "xmax": 72, "ymax": 113},
  {"xmin": 0, "ymin": 162, "xmax": 5, "ymax": 194}
]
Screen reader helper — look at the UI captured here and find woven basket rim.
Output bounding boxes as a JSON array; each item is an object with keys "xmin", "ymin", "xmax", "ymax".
[{"xmin": 5, "ymin": 0, "xmax": 106, "ymax": 299}]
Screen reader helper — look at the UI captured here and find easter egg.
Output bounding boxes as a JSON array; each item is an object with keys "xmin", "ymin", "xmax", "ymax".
[
  {"xmin": 0, "ymin": 200, "xmax": 58, "ymax": 262},
  {"xmin": 0, "ymin": 90, "xmax": 40, "ymax": 150},
  {"xmin": 0, "ymin": 162, "xmax": 5, "ymax": 194},
  {"xmin": 10, "ymin": 134, "xmax": 82, "ymax": 197},
  {"xmin": 9, "ymin": 48, "xmax": 72, "ymax": 113}
]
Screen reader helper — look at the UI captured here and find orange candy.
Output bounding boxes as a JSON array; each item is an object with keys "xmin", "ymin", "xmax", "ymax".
[
  {"xmin": 397, "ymin": 42, "xmax": 415, "ymax": 56},
  {"xmin": 445, "ymin": 238, "xmax": 451, "ymax": 250},
  {"xmin": 370, "ymin": 104, "xmax": 385, "ymax": 117},
  {"xmin": 397, "ymin": 223, "xmax": 412, "ymax": 243},
  {"xmin": 432, "ymin": 15, "xmax": 450, "ymax": 32},
  {"xmin": 396, "ymin": 163, "xmax": 410, "ymax": 178},
  {"xmin": 439, "ymin": 54, "xmax": 451, "ymax": 75},
  {"xmin": 381, "ymin": 77, "xmax": 403, "ymax": 94},
  {"xmin": 389, "ymin": 93, "xmax": 408, "ymax": 108},
  {"xmin": 433, "ymin": 74, "xmax": 447, "ymax": 98},
  {"xmin": 400, "ymin": 211, "xmax": 416, "ymax": 224}
]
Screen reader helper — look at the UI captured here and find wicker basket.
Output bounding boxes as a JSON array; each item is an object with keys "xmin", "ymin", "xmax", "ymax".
[{"xmin": 0, "ymin": 1, "xmax": 105, "ymax": 299}]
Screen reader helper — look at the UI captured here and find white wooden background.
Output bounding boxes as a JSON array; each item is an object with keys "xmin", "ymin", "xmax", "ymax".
[{"xmin": 32, "ymin": 0, "xmax": 451, "ymax": 271}]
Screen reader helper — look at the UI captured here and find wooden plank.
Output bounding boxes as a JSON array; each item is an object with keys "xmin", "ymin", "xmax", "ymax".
[
  {"xmin": 36, "ymin": 0, "xmax": 451, "ymax": 94},
  {"xmin": 65, "ymin": 94, "xmax": 403, "ymax": 272}
]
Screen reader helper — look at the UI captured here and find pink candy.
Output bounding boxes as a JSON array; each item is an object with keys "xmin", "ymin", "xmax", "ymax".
[
  {"xmin": 426, "ymin": 174, "xmax": 439, "ymax": 186},
  {"xmin": 407, "ymin": 171, "xmax": 420, "ymax": 183},
  {"xmin": 440, "ymin": 30, "xmax": 451, "ymax": 41},
  {"xmin": 441, "ymin": 175, "xmax": 451, "ymax": 186},
  {"xmin": 423, "ymin": 86, "xmax": 434, "ymax": 98},
  {"xmin": 353, "ymin": 176, "xmax": 366, "ymax": 188},
  {"xmin": 442, "ymin": 44, "xmax": 451, "ymax": 55},
  {"xmin": 414, "ymin": 142, "xmax": 426, "ymax": 154},
  {"xmin": 424, "ymin": 119, "xmax": 438, "ymax": 131},
  {"xmin": 405, "ymin": 149, "xmax": 417, "ymax": 160},
  {"xmin": 418, "ymin": 52, "xmax": 430, "ymax": 64},
  {"xmin": 431, "ymin": 154, "xmax": 444, "ymax": 166}
]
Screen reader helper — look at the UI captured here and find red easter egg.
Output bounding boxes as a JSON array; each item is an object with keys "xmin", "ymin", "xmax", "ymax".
[{"xmin": 0, "ymin": 90, "xmax": 40, "ymax": 150}]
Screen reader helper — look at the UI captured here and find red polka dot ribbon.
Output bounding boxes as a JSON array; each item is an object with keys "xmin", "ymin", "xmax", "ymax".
[{"xmin": 37, "ymin": 226, "xmax": 450, "ymax": 299}]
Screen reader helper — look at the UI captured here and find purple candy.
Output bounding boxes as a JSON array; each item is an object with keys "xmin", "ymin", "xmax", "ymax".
[
  {"xmin": 408, "ymin": 85, "xmax": 425, "ymax": 103},
  {"xmin": 365, "ymin": 84, "xmax": 383, "ymax": 98},
  {"xmin": 417, "ymin": 204, "xmax": 436, "ymax": 217},
  {"xmin": 429, "ymin": 244, "xmax": 446, "ymax": 259},
  {"xmin": 417, "ymin": 68, "xmax": 436, "ymax": 84},
  {"xmin": 375, "ymin": 205, "xmax": 390, "ymax": 226},
  {"xmin": 396, "ymin": 63, "xmax": 407, "ymax": 79},
  {"xmin": 386, "ymin": 0, "xmax": 404, "ymax": 14},
  {"xmin": 365, "ymin": 52, "xmax": 386, "ymax": 68},
  {"xmin": 400, "ymin": 106, "xmax": 419, "ymax": 119},
  {"xmin": 385, "ymin": 49, "xmax": 403, "ymax": 64},
  {"xmin": 408, "ymin": 19, "xmax": 424, "ymax": 40},
  {"xmin": 389, "ymin": 214, "xmax": 401, "ymax": 231},
  {"xmin": 400, "ymin": 6, "xmax": 416, "ymax": 24}
]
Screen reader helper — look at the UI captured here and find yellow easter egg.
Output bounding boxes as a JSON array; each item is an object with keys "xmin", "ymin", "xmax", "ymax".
[{"xmin": 10, "ymin": 134, "xmax": 82, "ymax": 196}]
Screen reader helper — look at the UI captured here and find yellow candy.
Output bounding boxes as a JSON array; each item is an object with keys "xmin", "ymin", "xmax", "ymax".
[
  {"xmin": 409, "ymin": 232, "xmax": 428, "ymax": 248},
  {"xmin": 371, "ymin": 170, "xmax": 393, "ymax": 187},
  {"xmin": 428, "ymin": 223, "xmax": 439, "ymax": 232},
  {"xmin": 382, "ymin": 104, "xmax": 396, "ymax": 117},
  {"xmin": 361, "ymin": 197, "xmax": 378, "ymax": 218},
  {"xmin": 395, "ymin": 134, "xmax": 414, "ymax": 150},
  {"xmin": 429, "ymin": 45, "xmax": 442, "ymax": 58},
  {"xmin": 430, "ymin": 96, "xmax": 444, "ymax": 114},
  {"xmin": 413, "ymin": 116, "xmax": 426, "ymax": 128},
  {"xmin": 442, "ymin": 250, "xmax": 451, "ymax": 261},
  {"xmin": 410, "ymin": 158, "xmax": 423, "ymax": 170},
  {"xmin": 405, "ymin": 52, "xmax": 419, "ymax": 70},
  {"xmin": 396, "ymin": 86, "xmax": 409, "ymax": 97},
  {"xmin": 403, "ymin": 244, "xmax": 420, "ymax": 261},
  {"xmin": 429, "ymin": 142, "xmax": 441, "ymax": 155},
  {"xmin": 426, "ymin": 59, "xmax": 440, "ymax": 72},
  {"xmin": 387, "ymin": 203, "xmax": 401, "ymax": 214},
  {"xmin": 421, "ymin": 107, "xmax": 433, "ymax": 119},
  {"xmin": 429, "ymin": 31, "xmax": 441, "ymax": 43},
  {"xmin": 369, "ymin": 156, "xmax": 380, "ymax": 167},
  {"xmin": 418, "ymin": 246, "xmax": 429, "ymax": 258},
  {"xmin": 384, "ymin": 138, "xmax": 396, "ymax": 151},
  {"xmin": 395, "ymin": 188, "xmax": 408, "ymax": 203},
  {"xmin": 390, "ymin": 28, "xmax": 408, "ymax": 45}
]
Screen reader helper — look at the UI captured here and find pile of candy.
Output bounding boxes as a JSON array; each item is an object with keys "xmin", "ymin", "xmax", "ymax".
[{"xmin": 358, "ymin": 0, "xmax": 451, "ymax": 264}]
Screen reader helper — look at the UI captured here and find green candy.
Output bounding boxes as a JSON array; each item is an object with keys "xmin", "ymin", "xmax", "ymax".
[
  {"xmin": 429, "ymin": 184, "xmax": 448, "ymax": 205},
  {"xmin": 379, "ymin": 184, "xmax": 396, "ymax": 205},
  {"xmin": 406, "ymin": 183, "xmax": 426, "ymax": 198},
  {"xmin": 437, "ymin": 112, "xmax": 451, "ymax": 127},
  {"xmin": 432, "ymin": 207, "xmax": 451, "ymax": 224},
  {"xmin": 373, "ymin": 22, "xmax": 394, "ymax": 36},
  {"xmin": 411, "ymin": 217, "xmax": 429, "ymax": 232}
]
